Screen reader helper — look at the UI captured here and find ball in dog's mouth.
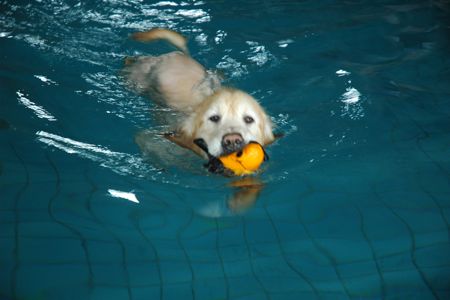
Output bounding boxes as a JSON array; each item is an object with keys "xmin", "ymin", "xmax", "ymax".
[{"xmin": 194, "ymin": 138, "xmax": 268, "ymax": 176}]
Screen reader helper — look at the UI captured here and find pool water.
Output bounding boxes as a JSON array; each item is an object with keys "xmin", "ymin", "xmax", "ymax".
[{"xmin": 1, "ymin": 0, "xmax": 450, "ymax": 299}]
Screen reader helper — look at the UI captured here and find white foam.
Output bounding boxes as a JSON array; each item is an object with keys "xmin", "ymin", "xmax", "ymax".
[
  {"xmin": 36, "ymin": 131, "xmax": 116, "ymax": 155},
  {"xmin": 195, "ymin": 33, "xmax": 208, "ymax": 45},
  {"xmin": 34, "ymin": 75, "xmax": 58, "ymax": 85},
  {"xmin": 339, "ymin": 87, "xmax": 365, "ymax": 120},
  {"xmin": 217, "ymin": 55, "xmax": 249, "ymax": 78},
  {"xmin": 151, "ymin": 1, "xmax": 178, "ymax": 7},
  {"xmin": 0, "ymin": 32, "xmax": 12, "ymax": 38},
  {"xmin": 336, "ymin": 69, "xmax": 351, "ymax": 77},
  {"xmin": 277, "ymin": 39, "xmax": 294, "ymax": 48},
  {"xmin": 16, "ymin": 91, "xmax": 57, "ymax": 121},
  {"xmin": 246, "ymin": 41, "xmax": 274, "ymax": 66},
  {"xmin": 341, "ymin": 87, "xmax": 361, "ymax": 104},
  {"xmin": 175, "ymin": 9, "xmax": 209, "ymax": 20},
  {"xmin": 214, "ymin": 30, "xmax": 227, "ymax": 44},
  {"xmin": 36, "ymin": 131, "xmax": 160, "ymax": 179}
]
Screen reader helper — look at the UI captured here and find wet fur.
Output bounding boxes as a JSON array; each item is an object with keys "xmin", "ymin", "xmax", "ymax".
[{"xmin": 123, "ymin": 28, "xmax": 275, "ymax": 158}]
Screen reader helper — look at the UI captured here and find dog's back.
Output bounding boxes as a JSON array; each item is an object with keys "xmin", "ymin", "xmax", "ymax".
[{"xmin": 123, "ymin": 28, "xmax": 221, "ymax": 112}]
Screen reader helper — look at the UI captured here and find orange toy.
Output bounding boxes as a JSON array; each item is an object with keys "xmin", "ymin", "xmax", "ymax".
[
  {"xmin": 194, "ymin": 139, "xmax": 269, "ymax": 176},
  {"xmin": 219, "ymin": 142, "xmax": 267, "ymax": 176}
]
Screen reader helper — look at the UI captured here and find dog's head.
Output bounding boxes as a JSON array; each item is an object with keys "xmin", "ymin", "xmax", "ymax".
[{"xmin": 181, "ymin": 88, "xmax": 274, "ymax": 157}]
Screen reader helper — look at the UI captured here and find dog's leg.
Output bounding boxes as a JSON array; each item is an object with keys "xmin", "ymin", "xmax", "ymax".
[{"xmin": 163, "ymin": 132, "xmax": 205, "ymax": 158}]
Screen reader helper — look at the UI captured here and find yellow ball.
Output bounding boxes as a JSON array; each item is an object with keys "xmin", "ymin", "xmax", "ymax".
[{"xmin": 219, "ymin": 142, "xmax": 266, "ymax": 176}]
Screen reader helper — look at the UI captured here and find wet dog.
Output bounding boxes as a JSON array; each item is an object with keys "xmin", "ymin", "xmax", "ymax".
[{"xmin": 123, "ymin": 28, "xmax": 275, "ymax": 159}]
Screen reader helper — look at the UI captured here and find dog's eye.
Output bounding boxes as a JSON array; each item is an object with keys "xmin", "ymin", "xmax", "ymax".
[
  {"xmin": 209, "ymin": 115, "xmax": 221, "ymax": 123},
  {"xmin": 244, "ymin": 116, "xmax": 254, "ymax": 124}
]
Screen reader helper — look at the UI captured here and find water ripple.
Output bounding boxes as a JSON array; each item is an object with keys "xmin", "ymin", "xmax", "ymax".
[
  {"xmin": 36, "ymin": 130, "xmax": 165, "ymax": 181},
  {"xmin": 16, "ymin": 91, "xmax": 57, "ymax": 122}
]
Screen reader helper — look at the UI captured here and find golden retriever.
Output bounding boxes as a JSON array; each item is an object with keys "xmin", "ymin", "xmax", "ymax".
[{"xmin": 123, "ymin": 28, "xmax": 275, "ymax": 159}]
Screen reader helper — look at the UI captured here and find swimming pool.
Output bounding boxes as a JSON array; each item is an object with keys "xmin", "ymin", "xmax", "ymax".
[{"xmin": 1, "ymin": 0, "xmax": 449, "ymax": 299}]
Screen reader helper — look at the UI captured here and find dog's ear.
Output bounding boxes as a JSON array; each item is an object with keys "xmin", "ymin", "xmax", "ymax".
[
  {"xmin": 261, "ymin": 114, "xmax": 285, "ymax": 146},
  {"xmin": 264, "ymin": 131, "xmax": 284, "ymax": 145},
  {"xmin": 273, "ymin": 132, "xmax": 284, "ymax": 140}
]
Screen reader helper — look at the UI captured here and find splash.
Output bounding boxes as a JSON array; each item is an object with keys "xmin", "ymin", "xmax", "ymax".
[
  {"xmin": 35, "ymin": 130, "xmax": 165, "ymax": 181},
  {"xmin": 336, "ymin": 70, "xmax": 365, "ymax": 120},
  {"xmin": 336, "ymin": 69, "xmax": 351, "ymax": 77},
  {"xmin": 34, "ymin": 75, "xmax": 58, "ymax": 85},
  {"xmin": 341, "ymin": 87, "xmax": 361, "ymax": 104},
  {"xmin": 217, "ymin": 55, "xmax": 249, "ymax": 78},
  {"xmin": 277, "ymin": 39, "xmax": 294, "ymax": 48},
  {"xmin": 16, "ymin": 91, "xmax": 57, "ymax": 121},
  {"xmin": 246, "ymin": 41, "xmax": 276, "ymax": 66}
]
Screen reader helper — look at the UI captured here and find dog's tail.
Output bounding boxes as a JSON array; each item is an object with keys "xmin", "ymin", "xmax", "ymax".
[{"xmin": 131, "ymin": 28, "xmax": 189, "ymax": 55}]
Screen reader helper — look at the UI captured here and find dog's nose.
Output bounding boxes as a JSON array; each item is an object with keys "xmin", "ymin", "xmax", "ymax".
[{"xmin": 222, "ymin": 133, "xmax": 244, "ymax": 153}]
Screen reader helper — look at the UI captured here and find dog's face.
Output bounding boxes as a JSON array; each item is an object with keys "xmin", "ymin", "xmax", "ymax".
[{"xmin": 181, "ymin": 88, "xmax": 274, "ymax": 157}]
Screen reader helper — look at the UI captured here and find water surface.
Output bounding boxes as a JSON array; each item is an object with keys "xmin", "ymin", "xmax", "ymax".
[{"xmin": 1, "ymin": 1, "xmax": 449, "ymax": 299}]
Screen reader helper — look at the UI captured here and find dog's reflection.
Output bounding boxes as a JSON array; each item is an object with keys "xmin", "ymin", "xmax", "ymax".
[{"xmin": 227, "ymin": 177, "xmax": 264, "ymax": 214}]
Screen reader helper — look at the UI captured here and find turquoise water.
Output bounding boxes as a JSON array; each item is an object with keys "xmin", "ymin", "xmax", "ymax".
[{"xmin": 1, "ymin": 0, "xmax": 450, "ymax": 299}]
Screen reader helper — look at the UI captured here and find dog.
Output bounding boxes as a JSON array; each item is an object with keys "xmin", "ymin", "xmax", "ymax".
[{"xmin": 123, "ymin": 28, "xmax": 275, "ymax": 159}]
